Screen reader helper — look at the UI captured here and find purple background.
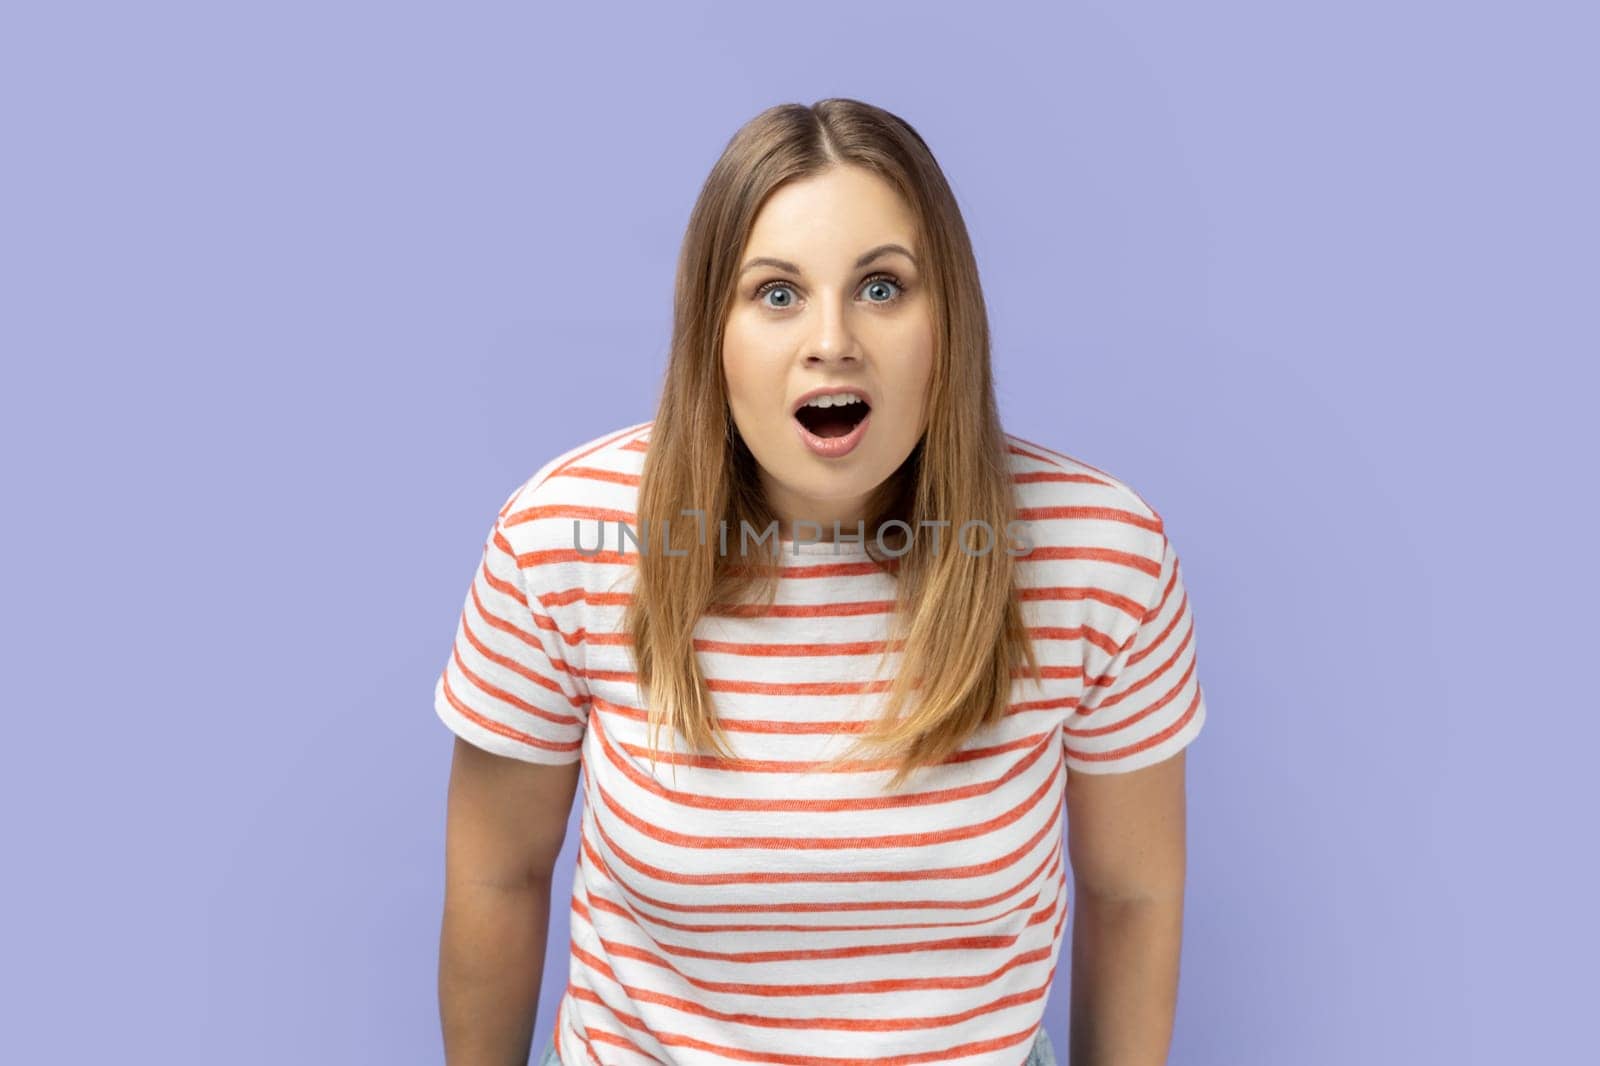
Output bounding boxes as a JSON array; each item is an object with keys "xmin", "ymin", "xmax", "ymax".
[{"xmin": 6, "ymin": 2, "xmax": 1594, "ymax": 1063}]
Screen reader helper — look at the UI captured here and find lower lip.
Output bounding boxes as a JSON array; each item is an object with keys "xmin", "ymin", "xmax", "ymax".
[{"xmin": 793, "ymin": 409, "xmax": 871, "ymax": 458}]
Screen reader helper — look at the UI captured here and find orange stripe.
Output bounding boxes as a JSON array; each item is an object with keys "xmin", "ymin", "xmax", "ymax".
[
  {"xmin": 1012, "ymin": 468, "xmax": 1108, "ymax": 486},
  {"xmin": 562, "ymin": 943, "xmax": 1061, "ymax": 1054},
  {"xmin": 464, "ymin": 580, "xmax": 584, "ymax": 690},
  {"xmin": 588, "ymin": 708, "xmax": 1057, "ymax": 815},
  {"xmin": 1015, "ymin": 504, "xmax": 1163, "ymax": 533},
  {"xmin": 584, "ymin": 778, "xmax": 1062, "ymax": 888},
  {"xmin": 586, "ymin": 691, "xmax": 1057, "ymax": 755},
  {"xmin": 552, "ymin": 464, "xmax": 642, "ymax": 487},
  {"xmin": 1088, "ymin": 623, "xmax": 1196, "ymax": 723},
  {"xmin": 1017, "ymin": 584, "xmax": 1148, "ymax": 621},
  {"xmin": 1008, "ymin": 433, "xmax": 1163, "ymax": 522},
  {"xmin": 570, "ymin": 903, "xmax": 1059, "ymax": 984},
  {"xmin": 578, "ymin": 862, "xmax": 1058, "ymax": 937},
  {"xmin": 578, "ymin": 831, "xmax": 1064, "ymax": 919},
  {"xmin": 437, "ymin": 669, "xmax": 583, "ymax": 757},
  {"xmin": 1064, "ymin": 680, "xmax": 1203, "ymax": 764}
]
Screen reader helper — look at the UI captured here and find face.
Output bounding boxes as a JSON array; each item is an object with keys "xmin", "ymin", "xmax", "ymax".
[{"xmin": 721, "ymin": 165, "xmax": 935, "ymax": 541}]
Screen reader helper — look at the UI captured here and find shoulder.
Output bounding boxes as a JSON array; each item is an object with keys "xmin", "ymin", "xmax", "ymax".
[
  {"xmin": 1002, "ymin": 431, "xmax": 1169, "ymax": 602},
  {"xmin": 501, "ymin": 421, "xmax": 651, "ymax": 526},
  {"xmin": 495, "ymin": 419, "xmax": 652, "ymax": 577}
]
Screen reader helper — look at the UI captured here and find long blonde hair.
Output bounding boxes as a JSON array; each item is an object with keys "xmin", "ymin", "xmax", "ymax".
[{"xmin": 624, "ymin": 98, "xmax": 1041, "ymax": 792}]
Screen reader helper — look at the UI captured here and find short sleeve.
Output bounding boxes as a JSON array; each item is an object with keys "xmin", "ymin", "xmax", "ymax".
[
  {"xmin": 433, "ymin": 486, "xmax": 590, "ymax": 765},
  {"xmin": 1064, "ymin": 533, "xmax": 1207, "ymax": 775}
]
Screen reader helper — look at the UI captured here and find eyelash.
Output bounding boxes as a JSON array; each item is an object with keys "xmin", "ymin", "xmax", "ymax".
[{"xmin": 752, "ymin": 272, "xmax": 907, "ymax": 310}]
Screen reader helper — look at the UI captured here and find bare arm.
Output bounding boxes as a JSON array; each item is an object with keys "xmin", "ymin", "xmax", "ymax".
[
  {"xmin": 439, "ymin": 878, "xmax": 553, "ymax": 1065},
  {"xmin": 1064, "ymin": 749, "xmax": 1190, "ymax": 1066},
  {"xmin": 438, "ymin": 738, "xmax": 582, "ymax": 1065}
]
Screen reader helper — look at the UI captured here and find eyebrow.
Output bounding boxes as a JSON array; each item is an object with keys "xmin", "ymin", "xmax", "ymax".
[{"xmin": 738, "ymin": 242, "xmax": 917, "ymax": 278}]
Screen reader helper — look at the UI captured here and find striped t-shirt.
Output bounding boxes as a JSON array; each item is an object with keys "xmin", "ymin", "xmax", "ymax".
[{"xmin": 435, "ymin": 420, "xmax": 1207, "ymax": 1065}]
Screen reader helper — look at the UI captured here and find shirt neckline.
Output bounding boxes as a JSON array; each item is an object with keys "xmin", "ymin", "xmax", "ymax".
[{"xmin": 777, "ymin": 536, "xmax": 873, "ymax": 557}]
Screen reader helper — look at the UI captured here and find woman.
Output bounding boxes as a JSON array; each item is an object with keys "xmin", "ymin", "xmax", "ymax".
[{"xmin": 436, "ymin": 98, "xmax": 1206, "ymax": 1066}]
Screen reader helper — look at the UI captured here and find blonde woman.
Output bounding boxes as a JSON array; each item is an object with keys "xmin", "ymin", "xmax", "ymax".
[{"xmin": 436, "ymin": 98, "xmax": 1207, "ymax": 1066}]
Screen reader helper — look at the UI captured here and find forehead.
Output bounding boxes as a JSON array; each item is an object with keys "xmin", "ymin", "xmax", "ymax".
[{"xmin": 744, "ymin": 167, "xmax": 918, "ymax": 259}]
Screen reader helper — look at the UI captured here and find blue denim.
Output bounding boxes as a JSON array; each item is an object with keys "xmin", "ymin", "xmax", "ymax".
[{"xmin": 533, "ymin": 1024, "xmax": 1057, "ymax": 1064}]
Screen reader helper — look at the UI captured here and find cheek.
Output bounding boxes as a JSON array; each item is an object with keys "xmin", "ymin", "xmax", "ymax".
[
  {"xmin": 892, "ymin": 338, "xmax": 936, "ymax": 406},
  {"xmin": 720, "ymin": 322, "xmax": 754, "ymax": 399},
  {"xmin": 723, "ymin": 322, "xmax": 785, "ymax": 396},
  {"xmin": 721, "ymin": 348, "xmax": 755, "ymax": 412},
  {"xmin": 720, "ymin": 342, "xmax": 778, "ymax": 427}
]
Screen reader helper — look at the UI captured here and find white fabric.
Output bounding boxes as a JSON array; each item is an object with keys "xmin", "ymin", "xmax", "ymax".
[{"xmin": 436, "ymin": 421, "xmax": 1206, "ymax": 1065}]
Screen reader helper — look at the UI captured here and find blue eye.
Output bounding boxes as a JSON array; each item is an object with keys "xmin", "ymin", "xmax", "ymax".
[
  {"xmin": 861, "ymin": 276, "xmax": 902, "ymax": 303},
  {"xmin": 756, "ymin": 281, "xmax": 798, "ymax": 309},
  {"xmin": 753, "ymin": 272, "xmax": 906, "ymax": 310}
]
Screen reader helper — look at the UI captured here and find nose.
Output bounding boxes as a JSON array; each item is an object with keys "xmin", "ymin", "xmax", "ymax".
[{"xmin": 803, "ymin": 292, "xmax": 861, "ymax": 365}]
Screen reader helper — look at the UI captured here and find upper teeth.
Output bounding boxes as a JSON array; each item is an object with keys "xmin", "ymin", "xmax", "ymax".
[{"xmin": 802, "ymin": 392, "xmax": 865, "ymax": 409}]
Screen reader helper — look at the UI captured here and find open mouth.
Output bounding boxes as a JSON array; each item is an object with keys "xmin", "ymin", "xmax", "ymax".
[{"xmin": 794, "ymin": 398, "xmax": 871, "ymax": 439}]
